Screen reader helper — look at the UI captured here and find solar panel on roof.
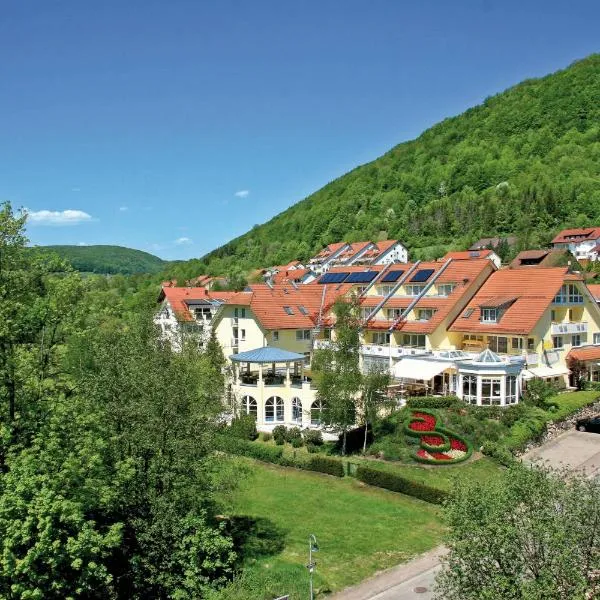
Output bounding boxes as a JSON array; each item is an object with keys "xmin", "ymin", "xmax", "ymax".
[
  {"xmin": 319, "ymin": 272, "xmax": 349, "ymax": 284},
  {"xmin": 346, "ymin": 271, "xmax": 378, "ymax": 284},
  {"xmin": 381, "ymin": 270, "xmax": 404, "ymax": 283},
  {"xmin": 410, "ymin": 268, "xmax": 435, "ymax": 283}
]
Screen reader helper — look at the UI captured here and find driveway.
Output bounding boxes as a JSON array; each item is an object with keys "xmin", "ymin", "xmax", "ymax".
[
  {"xmin": 522, "ymin": 429, "xmax": 600, "ymax": 478},
  {"xmin": 330, "ymin": 546, "xmax": 446, "ymax": 600}
]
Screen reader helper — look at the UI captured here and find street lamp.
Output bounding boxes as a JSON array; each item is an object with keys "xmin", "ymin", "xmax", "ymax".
[{"xmin": 307, "ymin": 534, "xmax": 319, "ymax": 600}]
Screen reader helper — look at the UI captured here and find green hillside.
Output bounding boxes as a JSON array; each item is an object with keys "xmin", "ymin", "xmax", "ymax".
[
  {"xmin": 202, "ymin": 54, "xmax": 600, "ymax": 272},
  {"xmin": 37, "ymin": 245, "xmax": 165, "ymax": 275}
]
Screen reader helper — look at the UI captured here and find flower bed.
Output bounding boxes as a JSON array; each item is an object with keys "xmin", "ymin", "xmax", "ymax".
[{"xmin": 404, "ymin": 409, "xmax": 473, "ymax": 464}]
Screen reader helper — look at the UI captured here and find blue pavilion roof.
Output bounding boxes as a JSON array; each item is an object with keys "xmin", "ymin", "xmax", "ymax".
[{"xmin": 230, "ymin": 346, "xmax": 307, "ymax": 363}]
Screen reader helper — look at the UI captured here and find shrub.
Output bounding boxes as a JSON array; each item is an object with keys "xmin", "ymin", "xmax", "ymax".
[
  {"xmin": 303, "ymin": 429, "xmax": 323, "ymax": 446},
  {"xmin": 406, "ymin": 396, "xmax": 460, "ymax": 409},
  {"xmin": 499, "ymin": 403, "xmax": 528, "ymax": 428},
  {"xmin": 217, "ymin": 435, "xmax": 284, "ymax": 463},
  {"xmin": 481, "ymin": 441, "xmax": 515, "ymax": 466},
  {"xmin": 356, "ymin": 465, "xmax": 447, "ymax": 504},
  {"xmin": 522, "ymin": 378, "xmax": 558, "ymax": 409},
  {"xmin": 286, "ymin": 427, "xmax": 302, "ymax": 443},
  {"xmin": 262, "ymin": 432, "xmax": 272, "ymax": 442},
  {"xmin": 291, "ymin": 437, "xmax": 303, "ymax": 448},
  {"xmin": 229, "ymin": 414, "xmax": 258, "ymax": 440},
  {"xmin": 272, "ymin": 425, "xmax": 287, "ymax": 445},
  {"xmin": 306, "ymin": 443, "xmax": 319, "ymax": 454},
  {"xmin": 504, "ymin": 410, "xmax": 547, "ymax": 452},
  {"xmin": 305, "ymin": 455, "xmax": 344, "ymax": 477},
  {"xmin": 368, "ymin": 438, "xmax": 408, "ymax": 461}
]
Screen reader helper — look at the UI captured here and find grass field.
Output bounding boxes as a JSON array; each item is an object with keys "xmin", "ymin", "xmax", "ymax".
[
  {"xmin": 211, "ymin": 458, "xmax": 445, "ymax": 599},
  {"xmin": 545, "ymin": 390, "xmax": 599, "ymax": 420}
]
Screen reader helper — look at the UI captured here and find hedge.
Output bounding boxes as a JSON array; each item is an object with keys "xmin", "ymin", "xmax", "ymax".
[
  {"xmin": 304, "ymin": 455, "xmax": 344, "ymax": 477},
  {"xmin": 406, "ymin": 396, "xmax": 460, "ymax": 409},
  {"xmin": 356, "ymin": 464, "xmax": 448, "ymax": 505},
  {"xmin": 215, "ymin": 435, "xmax": 344, "ymax": 477}
]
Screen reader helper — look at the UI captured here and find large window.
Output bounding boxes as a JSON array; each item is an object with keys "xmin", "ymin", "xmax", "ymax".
[
  {"xmin": 292, "ymin": 397, "xmax": 302, "ymax": 424},
  {"xmin": 386, "ymin": 308, "xmax": 402, "ymax": 320},
  {"xmin": 311, "ymin": 399, "xmax": 325, "ymax": 426},
  {"xmin": 552, "ymin": 336, "xmax": 564, "ymax": 350},
  {"xmin": 462, "ymin": 375, "xmax": 477, "ymax": 404},
  {"xmin": 372, "ymin": 332, "xmax": 390, "ymax": 345},
  {"xmin": 296, "ymin": 329, "xmax": 311, "ymax": 341},
  {"xmin": 437, "ymin": 283, "xmax": 456, "ymax": 296},
  {"xmin": 506, "ymin": 376, "xmax": 517, "ymax": 404},
  {"xmin": 243, "ymin": 395, "xmax": 257, "ymax": 418},
  {"xmin": 481, "ymin": 378, "xmax": 501, "ymax": 406},
  {"xmin": 402, "ymin": 334, "xmax": 426, "ymax": 348},
  {"xmin": 416, "ymin": 308, "xmax": 435, "ymax": 321},
  {"xmin": 481, "ymin": 308, "xmax": 498, "ymax": 323},
  {"xmin": 554, "ymin": 284, "xmax": 583, "ymax": 304},
  {"xmin": 405, "ymin": 284, "xmax": 425, "ymax": 296},
  {"xmin": 572, "ymin": 334, "xmax": 582, "ymax": 347},
  {"xmin": 488, "ymin": 336, "xmax": 508, "ymax": 354},
  {"xmin": 594, "ymin": 333, "xmax": 600, "ymax": 345},
  {"xmin": 376, "ymin": 285, "xmax": 395, "ymax": 296},
  {"xmin": 265, "ymin": 396, "xmax": 284, "ymax": 423}
]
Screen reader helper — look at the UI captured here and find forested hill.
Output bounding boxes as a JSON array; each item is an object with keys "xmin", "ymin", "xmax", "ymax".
[
  {"xmin": 36, "ymin": 245, "xmax": 165, "ymax": 274},
  {"xmin": 201, "ymin": 54, "xmax": 600, "ymax": 274}
]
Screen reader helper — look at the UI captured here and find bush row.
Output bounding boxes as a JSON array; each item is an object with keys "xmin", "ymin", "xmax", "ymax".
[
  {"xmin": 355, "ymin": 465, "xmax": 448, "ymax": 505},
  {"xmin": 406, "ymin": 396, "xmax": 460, "ymax": 409},
  {"xmin": 215, "ymin": 435, "xmax": 343, "ymax": 477}
]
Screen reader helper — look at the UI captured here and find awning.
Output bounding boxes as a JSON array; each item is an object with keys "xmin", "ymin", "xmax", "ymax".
[
  {"xmin": 393, "ymin": 359, "xmax": 453, "ymax": 381},
  {"xmin": 522, "ymin": 365, "xmax": 571, "ymax": 379}
]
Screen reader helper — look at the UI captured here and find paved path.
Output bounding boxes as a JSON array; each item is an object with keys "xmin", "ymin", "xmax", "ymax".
[
  {"xmin": 330, "ymin": 546, "xmax": 446, "ymax": 600},
  {"xmin": 522, "ymin": 430, "xmax": 600, "ymax": 478}
]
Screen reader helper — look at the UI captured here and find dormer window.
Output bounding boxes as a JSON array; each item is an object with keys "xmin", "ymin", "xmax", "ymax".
[
  {"xmin": 481, "ymin": 308, "xmax": 498, "ymax": 323},
  {"xmin": 437, "ymin": 283, "xmax": 456, "ymax": 296},
  {"xmin": 553, "ymin": 284, "xmax": 583, "ymax": 304},
  {"xmin": 405, "ymin": 284, "xmax": 425, "ymax": 296},
  {"xmin": 417, "ymin": 308, "xmax": 435, "ymax": 321},
  {"xmin": 283, "ymin": 306, "xmax": 294, "ymax": 315}
]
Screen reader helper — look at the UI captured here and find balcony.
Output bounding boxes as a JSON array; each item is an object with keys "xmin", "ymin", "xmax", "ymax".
[
  {"xmin": 313, "ymin": 339, "xmax": 332, "ymax": 350},
  {"xmin": 551, "ymin": 321, "xmax": 588, "ymax": 335},
  {"xmin": 360, "ymin": 344, "xmax": 427, "ymax": 358}
]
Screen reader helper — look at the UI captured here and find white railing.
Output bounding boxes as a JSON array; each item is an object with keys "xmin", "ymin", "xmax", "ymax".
[
  {"xmin": 360, "ymin": 344, "xmax": 427, "ymax": 358},
  {"xmin": 313, "ymin": 339, "xmax": 332, "ymax": 350},
  {"xmin": 551, "ymin": 321, "xmax": 588, "ymax": 335}
]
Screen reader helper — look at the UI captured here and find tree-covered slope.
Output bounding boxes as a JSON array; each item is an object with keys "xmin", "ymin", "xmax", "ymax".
[
  {"xmin": 202, "ymin": 54, "xmax": 600, "ymax": 273},
  {"xmin": 37, "ymin": 245, "xmax": 165, "ymax": 275}
]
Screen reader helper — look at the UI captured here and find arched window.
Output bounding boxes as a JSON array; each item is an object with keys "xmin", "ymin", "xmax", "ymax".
[
  {"xmin": 292, "ymin": 397, "xmax": 302, "ymax": 424},
  {"xmin": 243, "ymin": 395, "xmax": 257, "ymax": 418},
  {"xmin": 311, "ymin": 399, "xmax": 325, "ymax": 426},
  {"xmin": 265, "ymin": 396, "xmax": 284, "ymax": 423}
]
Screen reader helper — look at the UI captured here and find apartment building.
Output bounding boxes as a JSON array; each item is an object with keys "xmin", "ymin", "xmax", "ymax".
[{"xmin": 551, "ymin": 227, "xmax": 600, "ymax": 263}]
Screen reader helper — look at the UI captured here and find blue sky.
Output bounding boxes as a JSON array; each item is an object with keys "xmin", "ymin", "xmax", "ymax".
[{"xmin": 1, "ymin": 0, "xmax": 599, "ymax": 260}]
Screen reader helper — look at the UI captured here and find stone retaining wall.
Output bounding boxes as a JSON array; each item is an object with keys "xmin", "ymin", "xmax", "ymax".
[{"xmin": 518, "ymin": 401, "xmax": 600, "ymax": 456}]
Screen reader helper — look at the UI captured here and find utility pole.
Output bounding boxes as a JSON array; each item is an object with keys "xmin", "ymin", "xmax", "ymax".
[{"xmin": 307, "ymin": 534, "xmax": 319, "ymax": 600}]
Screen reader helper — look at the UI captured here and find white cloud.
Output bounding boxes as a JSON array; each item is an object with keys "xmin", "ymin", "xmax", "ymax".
[
  {"xmin": 119, "ymin": 206, "xmax": 128, "ymax": 212},
  {"xmin": 174, "ymin": 237, "xmax": 193, "ymax": 245},
  {"xmin": 25, "ymin": 209, "xmax": 93, "ymax": 226},
  {"xmin": 234, "ymin": 189, "xmax": 250, "ymax": 198},
  {"xmin": 77, "ymin": 242, "xmax": 88, "ymax": 246}
]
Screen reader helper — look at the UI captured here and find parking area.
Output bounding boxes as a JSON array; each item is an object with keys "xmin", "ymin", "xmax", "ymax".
[{"xmin": 523, "ymin": 430, "xmax": 600, "ymax": 478}]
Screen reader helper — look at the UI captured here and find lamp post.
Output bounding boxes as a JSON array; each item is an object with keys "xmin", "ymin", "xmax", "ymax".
[{"xmin": 307, "ymin": 534, "xmax": 319, "ymax": 600}]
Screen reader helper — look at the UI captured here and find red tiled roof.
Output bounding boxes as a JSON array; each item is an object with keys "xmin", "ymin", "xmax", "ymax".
[
  {"xmin": 356, "ymin": 259, "xmax": 493, "ymax": 334},
  {"xmin": 372, "ymin": 239, "xmax": 400, "ymax": 259},
  {"xmin": 272, "ymin": 268, "xmax": 310, "ymax": 283},
  {"xmin": 159, "ymin": 286, "xmax": 250, "ymax": 321},
  {"xmin": 587, "ymin": 284, "xmax": 600, "ymax": 301},
  {"xmin": 552, "ymin": 227, "xmax": 600, "ymax": 244},
  {"xmin": 568, "ymin": 345, "xmax": 600, "ymax": 362},
  {"xmin": 449, "ymin": 267, "xmax": 578, "ymax": 335},
  {"xmin": 443, "ymin": 249, "xmax": 494, "ymax": 261}
]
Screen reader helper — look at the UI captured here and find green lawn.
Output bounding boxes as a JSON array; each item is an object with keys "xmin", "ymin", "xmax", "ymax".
[
  {"xmin": 211, "ymin": 458, "xmax": 444, "ymax": 599},
  {"xmin": 544, "ymin": 390, "xmax": 599, "ymax": 420}
]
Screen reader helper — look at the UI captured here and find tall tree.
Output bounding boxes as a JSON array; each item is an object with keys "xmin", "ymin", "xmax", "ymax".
[
  {"xmin": 313, "ymin": 297, "xmax": 362, "ymax": 455},
  {"xmin": 358, "ymin": 363, "xmax": 391, "ymax": 454},
  {"xmin": 435, "ymin": 463, "xmax": 600, "ymax": 600}
]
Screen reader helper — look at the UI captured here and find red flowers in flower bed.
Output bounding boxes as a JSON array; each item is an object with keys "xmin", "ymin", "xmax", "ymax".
[
  {"xmin": 450, "ymin": 438, "xmax": 467, "ymax": 451},
  {"xmin": 421, "ymin": 435, "xmax": 444, "ymax": 447},
  {"xmin": 430, "ymin": 452, "xmax": 452, "ymax": 460},
  {"xmin": 412, "ymin": 412, "xmax": 436, "ymax": 429},
  {"xmin": 416, "ymin": 449, "xmax": 430, "ymax": 459}
]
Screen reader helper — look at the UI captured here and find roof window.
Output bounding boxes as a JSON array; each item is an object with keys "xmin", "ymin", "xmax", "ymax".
[{"xmin": 283, "ymin": 306, "xmax": 294, "ymax": 315}]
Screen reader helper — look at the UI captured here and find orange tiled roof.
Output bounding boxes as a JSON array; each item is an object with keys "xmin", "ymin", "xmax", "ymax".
[
  {"xmin": 587, "ymin": 284, "xmax": 600, "ymax": 301},
  {"xmin": 272, "ymin": 268, "xmax": 310, "ymax": 284},
  {"xmin": 443, "ymin": 249, "xmax": 494, "ymax": 261},
  {"xmin": 568, "ymin": 345, "xmax": 600, "ymax": 362},
  {"xmin": 552, "ymin": 227, "xmax": 600, "ymax": 244},
  {"xmin": 372, "ymin": 239, "xmax": 400, "ymax": 259},
  {"xmin": 356, "ymin": 259, "xmax": 493, "ymax": 334},
  {"xmin": 448, "ymin": 267, "xmax": 578, "ymax": 335},
  {"xmin": 159, "ymin": 286, "xmax": 250, "ymax": 321}
]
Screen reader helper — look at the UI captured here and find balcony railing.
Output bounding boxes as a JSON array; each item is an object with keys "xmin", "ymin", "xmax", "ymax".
[
  {"xmin": 360, "ymin": 344, "xmax": 427, "ymax": 358},
  {"xmin": 551, "ymin": 321, "xmax": 588, "ymax": 335}
]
